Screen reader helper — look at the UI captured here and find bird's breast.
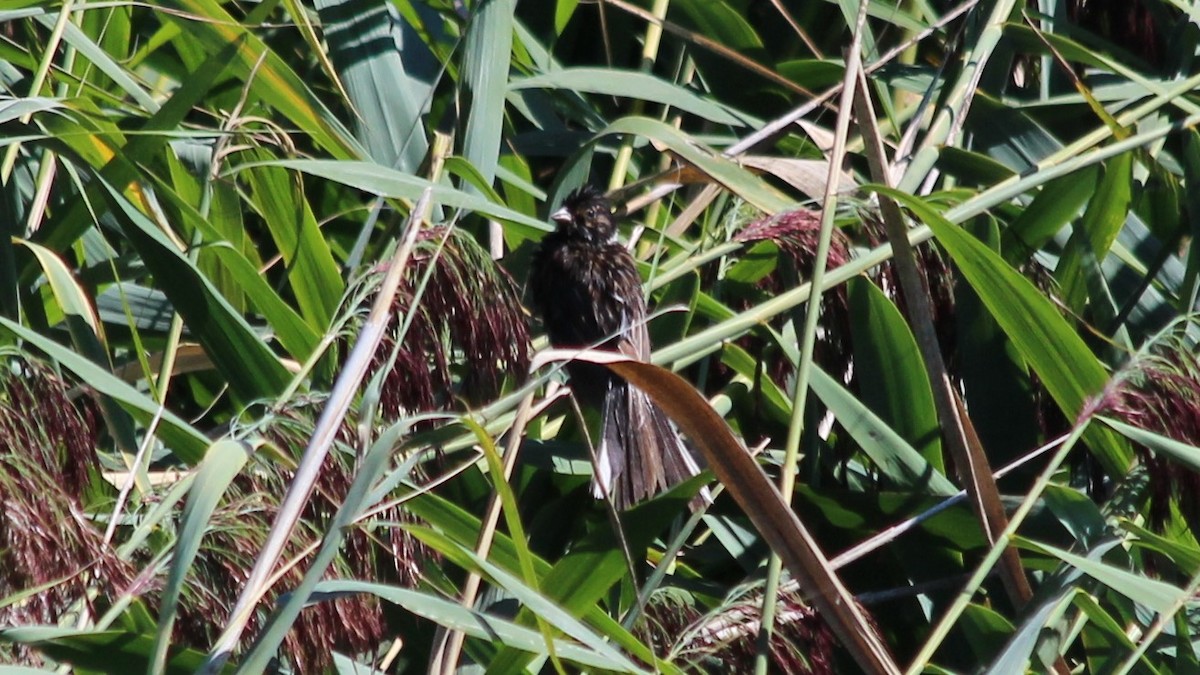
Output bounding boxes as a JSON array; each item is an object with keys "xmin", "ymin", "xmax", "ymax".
[{"xmin": 530, "ymin": 240, "xmax": 642, "ymax": 347}]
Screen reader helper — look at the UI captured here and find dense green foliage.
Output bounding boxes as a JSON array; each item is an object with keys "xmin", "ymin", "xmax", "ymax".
[{"xmin": 3, "ymin": 0, "xmax": 1200, "ymax": 672}]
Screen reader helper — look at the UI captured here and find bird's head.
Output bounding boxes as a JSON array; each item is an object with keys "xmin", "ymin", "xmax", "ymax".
[{"xmin": 551, "ymin": 185, "xmax": 617, "ymax": 243}]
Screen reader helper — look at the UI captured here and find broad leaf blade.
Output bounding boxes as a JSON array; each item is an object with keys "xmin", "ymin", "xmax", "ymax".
[{"xmin": 876, "ymin": 187, "xmax": 1131, "ymax": 475}]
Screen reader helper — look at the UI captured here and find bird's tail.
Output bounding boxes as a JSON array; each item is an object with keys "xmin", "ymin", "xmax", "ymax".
[{"xmin": 592, "ymin": 382, "xmax": 708, "ymax": 510}]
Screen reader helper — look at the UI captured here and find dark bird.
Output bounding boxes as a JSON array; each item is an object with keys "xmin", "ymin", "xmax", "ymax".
[{"xmin": 529, "ymin": 185, "xmax": 703, "ymax": 510}]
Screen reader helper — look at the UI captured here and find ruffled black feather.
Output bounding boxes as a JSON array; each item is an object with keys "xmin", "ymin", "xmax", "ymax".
[{"xmin": 530, "ymin": 185, "xmax": 704, "ymax": 509}]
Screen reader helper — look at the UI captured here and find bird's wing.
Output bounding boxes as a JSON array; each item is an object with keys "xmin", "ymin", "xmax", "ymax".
[{"xmin": 606, "ymin": 247, "xmax": 651, "ymax": 362}]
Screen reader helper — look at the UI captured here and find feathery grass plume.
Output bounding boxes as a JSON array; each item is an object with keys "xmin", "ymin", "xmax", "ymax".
[
  {"xmin": 643, "ymin": 585, "xmax": 835, "ymax": 674},
  {"xmin": 857, "ymin": 211, "xmax": 957, "ymax": 368},
  {"xmin": 729, "ymin": 208, "xmax": 853, "ymax": 380},
  {"xmin": 700, "ymin": 208, "xmax": 853, "ymax": 447},
  {"xmin": 374, "ymin": 225, "xmax": 530, "ymax": 417},
  {"xmin": 1099, "ymin": 330, "xmax": 1200, "ymax": 529},
  {"xmin": 0, "ymin": 356, "xmax": 135, "ymax": 664},
  {"xmin": 172, "ymin": 403, "xmax": 432, "ymax": 672},
  {"xmin": 163, "ymin": 226, "xmax": 527, "ymax": 669}
]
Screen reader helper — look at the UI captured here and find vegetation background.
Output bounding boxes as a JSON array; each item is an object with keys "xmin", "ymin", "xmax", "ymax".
[{"xmin": 2, "ymin": 0, "xmax": 1200, "ymax": 672}]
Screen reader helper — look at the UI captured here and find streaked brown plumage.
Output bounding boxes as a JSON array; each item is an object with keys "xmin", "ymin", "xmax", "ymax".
[{"xmin": 528, "ymin": 185, "xmax": 702, "ymax": 509}]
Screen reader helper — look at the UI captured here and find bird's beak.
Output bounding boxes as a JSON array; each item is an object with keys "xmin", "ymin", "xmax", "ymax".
[{"xmin": 551, "ymin": 207, "xmax": 572, "ymax": 226}]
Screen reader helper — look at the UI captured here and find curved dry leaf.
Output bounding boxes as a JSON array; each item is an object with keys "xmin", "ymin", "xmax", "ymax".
[
  {"xmin": 740, "ymin": 156, "xmax": 857, "ymax": 199},
  {"xmin": 795, "ymin": 120, "xmax": 836, "ymax": 153},
  {"xmin": 533, "ymin": 348, "xmax": 901, "ymax": 675}
]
